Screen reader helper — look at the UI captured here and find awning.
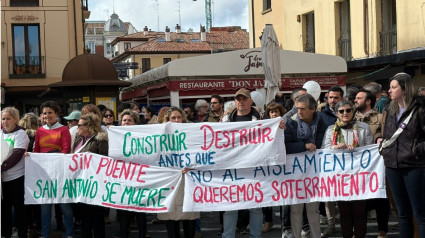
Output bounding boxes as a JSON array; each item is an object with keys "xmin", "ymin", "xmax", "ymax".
[{"xmin": 124, "ymin": 48, "xmax": 347, "ymax": 91}]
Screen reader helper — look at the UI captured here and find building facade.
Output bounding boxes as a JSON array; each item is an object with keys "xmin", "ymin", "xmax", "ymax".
[
  {"xmin": 111, "ymin": 25, "xmax": 249, "ymax": 79},
  {"xmin": 1, "ymin": 0, "xmax": 89, "ymax": 113},
  {"xmin": 84, "ymin": 13, "xmax": 137, "ymax": 59},
  {"xmin": 249, "ymin": 0, "xmax": 425, "ymax": 88}
]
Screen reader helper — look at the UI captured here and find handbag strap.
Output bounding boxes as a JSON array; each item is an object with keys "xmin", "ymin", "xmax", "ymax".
[{"xmin": 380, "ymin": 108, "xmax": 415, "ymax": 151}]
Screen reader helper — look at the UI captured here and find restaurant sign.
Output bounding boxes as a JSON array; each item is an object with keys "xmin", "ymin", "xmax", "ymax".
[{"xmin": 170, "ymin": 76, "xmax": 345, "ymax": 91}]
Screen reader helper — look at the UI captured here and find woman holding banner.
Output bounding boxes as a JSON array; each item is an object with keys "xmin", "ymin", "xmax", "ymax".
[
  {"xmin": 1, "ymin": 107, "xmax": 30, "ymax": 238},
  {"xmin": 117, "ymin": 109, "xmax": 148, "ymax": 238},
  {"xmin": 378, "ymin": 73, "xmax": 425, "ymax": 238},
  {"xmin": 323, "ymin": 100, "xmax": 373, "ymax": 238},
  {"xmin": 72, "ymin": 112, "xmax": 108, "ymax": 238},
  {"xmin": 158, "ymin": 107, "xmax": 199, "ymax": 238},
  {"xmin": 262, "ymin": 103, "xmax": 286, "ymax": 233},
  {"xmin": 32, "ymin": 101, "xmax": 74, "ymax": 238}
]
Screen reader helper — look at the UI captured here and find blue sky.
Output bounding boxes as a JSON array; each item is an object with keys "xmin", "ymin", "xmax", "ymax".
[{"xmin": 88, "ymin": 0, "xmax": 249, "ymax": 32}]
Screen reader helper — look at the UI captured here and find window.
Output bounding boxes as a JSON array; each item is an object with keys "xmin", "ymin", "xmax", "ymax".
[
  {"xmin": 88, "ymin": 41, "xmax": 95, "ymax": 54},
  {"xmin": 10, "ymin": 0, "xmax": 39, "ymax": 7},
  {"xmin": 106, "ymin": 43, "xmax": 111, "ymax": 54},
  {"xmin": 95, "ymin": 28, "xmax": 103, "ymax": 35},
  {"xmin": 163, "ymin": 58, "xmax": 171, "ymax": 65},
  {"xmin": 263, "ymin": 0, "xmax": 271, "ymax": 11},
  {"xmin": 191, "ymin": 39, "xmax": 200, "ymax": 42},
  {"xmin": 86, "ymin": 27, "xmax": 94, "ymax": 35},
  {"xmin": 12, "ymin": 24, "xmax": 41, "ymax": 74},
  {"xmin": 302, "ymin": 12, "xmax": 315, "ymax": 53},
  {"xmin": 124, "ymin": 43, "xmax": 131, "ymax": 50},
  {"xmin": 176, "ymin": 39, "xmax": 185, "ymax": 42},
  {"xmin": 157, "ymin": 38, "xmax": 166, "ymax": 42},
  {"xmin": 337, "ymin": 0, "xmax": 352, "ymax": 61},
  {"xmin": 142, "ymin": 58, "xmax": 151, "ymax": 73},
  {"xmin": 380, "ymin": 0, "xmax": 397, "ymax": 55}
]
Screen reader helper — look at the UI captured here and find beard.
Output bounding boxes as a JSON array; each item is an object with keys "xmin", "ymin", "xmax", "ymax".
[{"xmin": 355, "ymin": 102, "xmax": 366, "ymax": 112}]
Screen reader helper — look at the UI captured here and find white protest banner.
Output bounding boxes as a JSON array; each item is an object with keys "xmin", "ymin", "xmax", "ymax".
[
  {"xmin": 25, "ymin": 152, "xmax": 181, "ymax": 213},
  {"xmin": 183, "ymin": 144, "xmax": 386, "ymax": 211},
  {"xmin": 108, "ymin": 118, "xmax": 285, "ymax": 169}
]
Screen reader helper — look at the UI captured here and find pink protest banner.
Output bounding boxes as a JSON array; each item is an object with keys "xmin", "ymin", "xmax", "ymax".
[
  {"xmin": 25, "ymin": 152, "xmax": 181, "ymax": 213},
  {"xmin": 183, "ymin": 144, "xmax": 386, "ymax": 211}
]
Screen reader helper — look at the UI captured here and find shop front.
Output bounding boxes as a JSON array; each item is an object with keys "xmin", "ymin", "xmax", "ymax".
[{"xmin": 121, "ymin": 48, "xmax": 347, "ymax": 107}]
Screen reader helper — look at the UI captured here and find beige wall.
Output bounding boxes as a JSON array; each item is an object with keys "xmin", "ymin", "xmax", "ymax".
[
  {"xmin": 249, "ymin": 0, "xmax": 425, "ymax": 59},
  {"xmin": 1, "ymin": 0, "xmax": 86, "ymax": 87}
]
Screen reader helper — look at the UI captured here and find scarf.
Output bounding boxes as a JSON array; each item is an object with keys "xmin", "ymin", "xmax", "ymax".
[
  {"xmin": 297, "ymin": 112, "xmax": 320, "ymax": 144},
  {"xmin": 331, "ymin": 119, "xmax": 359, "ymax": 148}
]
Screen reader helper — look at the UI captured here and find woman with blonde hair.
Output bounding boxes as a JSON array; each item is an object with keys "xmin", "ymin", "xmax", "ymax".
[
  {"xmin": 159, "ymin": 106, "xmax": 198, "ymax": 238},
  {"xmin": 72, "ymin": 112, "xmax": 107, "ymax": 238},
  {"xmin": 1, "ymin": 107, "xmax": 30, "ymax": 238}
]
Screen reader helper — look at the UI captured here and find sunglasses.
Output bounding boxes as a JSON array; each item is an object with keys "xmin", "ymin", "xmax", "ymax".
[
  {"xmin": 104, "ymin": 114, "xmax": 113, "ymax": 118},
  {"xmin": 338, "ymin": 108, "xmax": 353, "ymax": 114},
  {"xmin": 77, "ymin": 124, "xmax": 87, "ymax": 127}
]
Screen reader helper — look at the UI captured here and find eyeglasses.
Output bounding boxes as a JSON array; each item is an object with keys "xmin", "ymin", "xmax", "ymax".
[
  {"xmin": 210, "ymin": 102, "xmax": 219, "ymax": 105},
  {"xmin": 338, "ymin": 108, "xmax": 353, "ymax": 114},
  {"xmin": 77, "ymin": 124, "xmax": 87, "ymax": 127},
  {"xmin": 104, "ymin": 114, "xmax": 113, "ymax": 118}
]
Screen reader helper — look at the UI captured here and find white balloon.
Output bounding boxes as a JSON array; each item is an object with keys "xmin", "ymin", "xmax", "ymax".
[
  {"xmin": 250, "ymin": 91, "xmax": 265, "ymax": 108},
  {"xmin": 303, "ymin": 81, "xmax": 321, "ymax": 101}
]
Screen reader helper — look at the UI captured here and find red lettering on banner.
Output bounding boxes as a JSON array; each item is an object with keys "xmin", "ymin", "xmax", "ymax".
[
  {"xmin": 192, "ymin": 182, "xmax": 263, "ymax": 204},
  {"xmin": 96, "ymin": 157, "xmax": 149, "ymax": 183},
  {"xmin": 296, "ymin": 180, "xmax": 305, "ymax": 199},
  {"xmin": 271, "ymin": 181, "xmax": 280, "ymax": 201},
  {"xmin": 200, "ymin": 124, "xmax": 274, "ymax": 150},
  {"xmin": 370, "ymin": 172, "xmax": 379, "ymax": 192},
  {"xmin": 341, "ymin": 174, "xmax": 350, "ymax": 196}
]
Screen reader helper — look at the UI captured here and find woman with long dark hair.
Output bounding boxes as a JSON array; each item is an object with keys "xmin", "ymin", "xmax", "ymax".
[{"xmin": 379, "ymin": 73, "xmax": 425, "ymax": 237}]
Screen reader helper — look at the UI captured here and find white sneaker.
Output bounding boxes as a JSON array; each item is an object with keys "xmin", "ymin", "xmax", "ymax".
[
  {"xmin": 282, "ymin": 229, "xmax": 293, "ymax": 238},
  {"xmin": 301, "ymin": 228, "xmax": 311, "ymax": 238}
]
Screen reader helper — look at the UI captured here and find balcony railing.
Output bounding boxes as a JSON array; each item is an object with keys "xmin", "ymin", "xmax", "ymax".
[
  {"xmin": 380, "ymin": 29, "xmax": 397, "ymax": 56},
  {"xmin": 338, "ymin": 38, "xmax": 352, "ymax": 61},
  {"xmin": 9, "ymin": 56, "xmax": 46, "ymax": 78}
]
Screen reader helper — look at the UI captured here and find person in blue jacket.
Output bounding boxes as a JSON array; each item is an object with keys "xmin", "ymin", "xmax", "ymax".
[{"xmin": 283, "ymin": 94, "xmax": 328, "ymax": 238}]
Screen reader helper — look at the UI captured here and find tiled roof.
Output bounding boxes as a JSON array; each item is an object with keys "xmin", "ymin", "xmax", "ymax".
[
  {"xmin": 121, "ymin": 29, "xmax": 249, "ymax": 54},
  {"xmin": 127, "ymin": 33, "xmax": 211, "ymax": 53},
  {"xmin": 111, "ymin": 31, "xmax": 164, "ymax": 45}
]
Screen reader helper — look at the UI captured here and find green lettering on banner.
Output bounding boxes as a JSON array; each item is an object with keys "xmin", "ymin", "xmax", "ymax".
[
  {"xmin": 122, "ymin": 130, "xmax": 188, "ymax": 157},
  {"xmin": 157, "ymin": 188, "xmax": 170, "ymax": 207},
  {"xmin": 34, "ymin": 179, "xmax": 57, "ymax": 199}
]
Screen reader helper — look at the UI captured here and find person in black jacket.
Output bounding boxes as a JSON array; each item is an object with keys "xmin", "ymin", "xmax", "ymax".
[
  {"xmin": 320, "ymin": 86, "xmax": 344, "ymax": 128},
  {"xmin": 284, "ymin": 94, "xmax": 328, "ymax": 238},
  {"xmin": 378, "ymin": 73, "xmax": 425, "ymax": 237}
]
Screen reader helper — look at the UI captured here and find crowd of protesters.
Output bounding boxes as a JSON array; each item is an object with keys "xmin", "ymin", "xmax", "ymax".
[{"xmin": 2, "ymin": 72, "xmax": 425, "ymax": 238}]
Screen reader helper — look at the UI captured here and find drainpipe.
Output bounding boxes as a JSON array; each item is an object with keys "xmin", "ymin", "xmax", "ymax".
[
  {"xmin": 251, "ymin": 0, "xmax": 256, "ymax": 48},
  {"xmin": 363, "ymin": 0, "xmax": 369, "ymax": 56},
  {"xmin": 73, "ymin": 0, "xmax": 78, "ymax": 56}
]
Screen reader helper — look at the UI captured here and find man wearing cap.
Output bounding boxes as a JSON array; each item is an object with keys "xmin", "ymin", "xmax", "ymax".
[
  {"xmin": 64, "ymin": 110, "xmax": 81, "ymax": 129},
  {"xmin": 221, "ymin": 88, "xmax": 286, "ymax": 238}
]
